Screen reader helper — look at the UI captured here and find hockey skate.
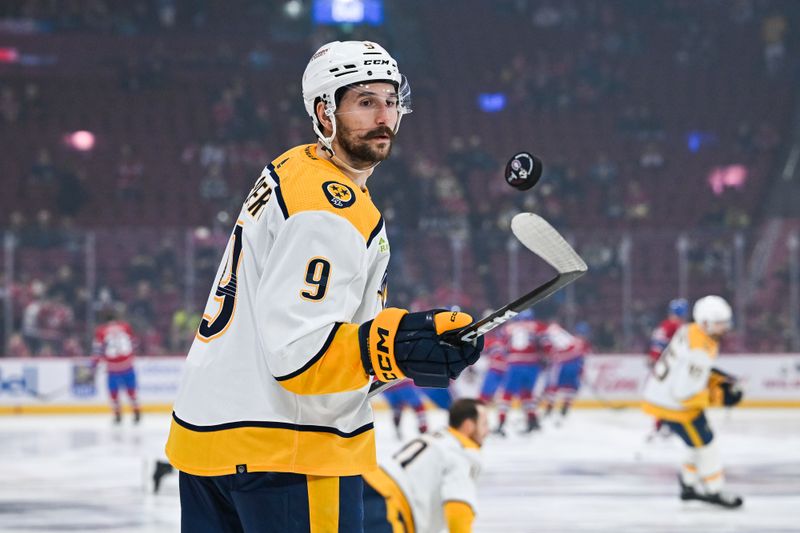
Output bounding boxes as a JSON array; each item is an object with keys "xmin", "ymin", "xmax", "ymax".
[
  {"xmin": 153, "ymin": 460, "xmax": 174, "ymax": 494},
  {"xmin": 521, "ymin": 415, "xmax": 541, "ymax": 434},
  {"xmin": 679, "ymin": 476, "xmax": 743, "ymax": 509}
]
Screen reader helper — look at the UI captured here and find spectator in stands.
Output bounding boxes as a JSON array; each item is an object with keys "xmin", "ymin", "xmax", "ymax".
[
  {"xmin": 761, "ymin": 10, "xmax": 787, "ymax": 75},
  {"xmin": 0, "ymin": 85, "xmax": 21, "ymax": 124},
  {"xmin": 625, "ymin": 181, "xmax": 651, "ymax": 221},
  {"xmin": 199, "ymin": 163, "xmax": 228, "ymax": 201},
  {"xmin": 116, "ymin": 144, "xmax": 144, "ymax": 201},
  {"xmin": 27, "ymin": 210, "xmax": 62, "ymax": 248},
  {"xmin": 127, "ymin": 247, "xmax": 157, "ymax": 285},
  {"xmin": 39, "ymin": 292, "xmax": 75, "ymax": 355},
  {"xmin": 21, "ymin": 280, "xmax": 47, "ymax": 355},
  {"xmin": 640, "ymin": 143, "xmax": 665, "ymax": 169},
  {"xmin": 128, "ymin": 281, "xmax": 157, "ymax": 332},
  {"xmin": 55, "ymin": 167, "xmax": 89, "ymax": 218},
  {"xmin": 29, "ymin": 148, "xmax": 58, "ymax": 185},
  {"xmin": 590, "ymin": 152, "xmax": 618, "ymax": 184},
  {"xmin": 22, "ymin": 82, "xmax": 44, "ymax": 120},
  {"xmin": 170, "ymin": 308, "xmax": 201, "ymax": 354},
  {"xmin": 6, "ymin": 333, "xmax": 32, "ymax": 358}
]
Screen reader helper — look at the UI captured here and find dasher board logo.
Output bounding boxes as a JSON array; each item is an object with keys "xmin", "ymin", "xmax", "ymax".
[
  {"xmin": 72, "ymin": 361, "xmax": 97, "ymax": 397},
  {"xmin": 323, "ymin": 181, "xmax": 356, "ymax": 209}
]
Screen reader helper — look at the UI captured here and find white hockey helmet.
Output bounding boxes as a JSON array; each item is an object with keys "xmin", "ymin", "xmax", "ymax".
[
  {"xmin": 302, "ymin": 41, "xmax": 411, "ymax": 153},
  {"xmin": 693, "ymin": 295, "xmax": 733, "ymax": 335}
]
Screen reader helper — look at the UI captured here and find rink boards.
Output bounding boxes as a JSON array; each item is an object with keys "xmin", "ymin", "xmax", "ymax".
[{"xmin": 1, "ymin": 354, "xmax": 799, "ymax": 414}]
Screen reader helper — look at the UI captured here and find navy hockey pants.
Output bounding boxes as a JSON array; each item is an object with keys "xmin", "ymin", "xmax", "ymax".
[{"xmin": 179, "ymin": 470, "xmax": 363, "ymax": 532}]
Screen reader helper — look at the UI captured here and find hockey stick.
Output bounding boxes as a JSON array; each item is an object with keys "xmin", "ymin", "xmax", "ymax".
[{"xmin": 368, "ymin": 213, "xmax": 588, "ymax": 398}]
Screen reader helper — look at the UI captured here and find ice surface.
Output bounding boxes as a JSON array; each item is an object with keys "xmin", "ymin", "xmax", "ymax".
[{"xmin": 0, "ymin": 408, "xmax": 797, "ymax": 532}]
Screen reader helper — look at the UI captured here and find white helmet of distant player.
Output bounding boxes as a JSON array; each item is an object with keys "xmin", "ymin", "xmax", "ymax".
[
  {"xmin": 302, "ymin": 41, "xmax": 411, "ymax": 157},
  {"xmin": 693, "ymin": 295, "xmax": 733, "ymax": 336}
]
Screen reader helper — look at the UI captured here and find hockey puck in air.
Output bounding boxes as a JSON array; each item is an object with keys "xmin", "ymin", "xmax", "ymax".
[{"xmin": 504, "ymin": 152, "xmax": 543, "ymax": 191}]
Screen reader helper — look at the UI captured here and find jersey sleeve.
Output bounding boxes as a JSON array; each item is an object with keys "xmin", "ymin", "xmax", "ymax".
[
  {"xmin": 440, "ymin": 454, "xmax": 479, "ymax": 517},
  {"xmin": 256, "ymin": 210, "xmax": 371, "ymax": 395},
  {"xmin": 444, "ymin": 501, "xmax": 475, "ymax": 533}
]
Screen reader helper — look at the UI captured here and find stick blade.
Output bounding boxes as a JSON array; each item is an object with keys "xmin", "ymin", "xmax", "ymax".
[{"xmin": 511, "ymin": 213, "xmax": 588, "ymax": 274}]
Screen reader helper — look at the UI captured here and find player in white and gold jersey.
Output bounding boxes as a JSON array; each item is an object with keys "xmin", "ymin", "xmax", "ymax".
[
  {"xmin": 363, "ymin": 399, "xmax": 488, "ymax": 533},
  {"xmin": 165, "ymin": 41, "xmax": 484, "ymax": 532},
  {"xmin": 642, "ymin": 295, "xmax": 744, "ymax": 509}
]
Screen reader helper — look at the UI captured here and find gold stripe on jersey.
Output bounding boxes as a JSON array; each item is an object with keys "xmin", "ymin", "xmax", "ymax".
[
  {"xmin": 444, "ymin": 501, "xmax": 476, "ymax": 533},
  {"xmin": 681, "ymin": 420, "xmax": 704, "ymax": 447},
  {"xmin": 275, "ymin": 323, "xmax": 370, "ymax": 395},
  {"xmin": 363, "ymin": 466, "xmax": 416, "ymax": 533},
  {"xmin": 307, "ymin": 475, "xmax": 339, "ymax": 532},
  {"xmin": 269, "ymin": 144, "xmax": 383, "ymax": 243},
  {"xmin": 165, "ymin": 414, "xmax": 376, "ymax": 477},
  {"xmin": 686, "ymin": 323, "xmax": 719, "ymax": 356},
  {"xmin": 641, "ymin": 401, "xmax": 701, "ymax": 423}
]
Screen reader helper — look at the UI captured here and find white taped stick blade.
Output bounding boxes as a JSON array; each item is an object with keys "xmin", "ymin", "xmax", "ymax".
[{"xmin": 510, "ymin": 213, "xmax": 588, "ymax": 274}]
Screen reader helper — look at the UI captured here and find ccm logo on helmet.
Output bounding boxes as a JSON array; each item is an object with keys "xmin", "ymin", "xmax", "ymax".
[{"xmin": 364, "ymin": 59, "xmax": 390, "ymax": 65}]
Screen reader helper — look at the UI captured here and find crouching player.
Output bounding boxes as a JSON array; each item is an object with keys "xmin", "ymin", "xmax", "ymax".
[
  {"xmin": 363, "ymin": 398, "xmax": 488, "ymax": 533},
  {"xmin": 642, "ymin": 295, "xmax": 744, "ymax": 508}
]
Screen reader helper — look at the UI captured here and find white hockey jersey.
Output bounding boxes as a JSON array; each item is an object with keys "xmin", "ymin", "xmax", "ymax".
[
  {"xmin": 641, "ymin": 323, "xmax": 719, "ymax": 422},
  {"xmin": 166, "ymin": 144, "xmax": 390, "ymax": 477},
  {"xmin": 374, "ymin": 428, "xmax": 482, "ymax": 533}
]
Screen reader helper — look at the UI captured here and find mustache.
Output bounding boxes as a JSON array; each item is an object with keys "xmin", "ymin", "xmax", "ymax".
[{"xmin": 362, "ymin": 126, "xmax": 395, "ymax": 140}]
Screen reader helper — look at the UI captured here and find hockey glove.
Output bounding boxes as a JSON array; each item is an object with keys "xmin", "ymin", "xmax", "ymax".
[
  {"xmin": 719, "ymin": 381, "xmax": 743, "ymax": 406},
  {"xmin": 359, "ymin": 308, "xmax": 484, "ymax": 388},
  {"xmin": 709, "ymin": 368, "xmax": 743, "ymax": 407}
]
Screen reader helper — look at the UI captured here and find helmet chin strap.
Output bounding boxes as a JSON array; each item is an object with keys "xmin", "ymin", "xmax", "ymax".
[{"xmin": 317, "ymin": 110, "xmax": 381, "ymax": 177}]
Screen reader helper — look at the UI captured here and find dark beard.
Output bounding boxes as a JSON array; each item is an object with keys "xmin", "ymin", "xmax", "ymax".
[{"xmin": 337, "ymin": 125, "xmax": 394, "ymax": 167}]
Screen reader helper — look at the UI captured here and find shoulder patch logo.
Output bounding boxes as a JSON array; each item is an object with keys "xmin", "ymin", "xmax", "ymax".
[
  {"xmin": 322, "ymin": 181, "xmax": 356, "ymax": 209},
  {"xmin": 378, "ymin": 237, "xmax": 390, "ymax": 254}
]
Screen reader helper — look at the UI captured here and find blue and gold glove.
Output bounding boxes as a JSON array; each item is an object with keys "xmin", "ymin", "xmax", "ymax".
[{"xmin": 359, "ymin": 308, "xmax": 484, "ymax": 388}]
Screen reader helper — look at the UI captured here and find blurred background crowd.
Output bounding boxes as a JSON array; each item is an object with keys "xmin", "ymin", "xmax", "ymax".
[{"xmin": 1, "ymin": 0, "xmax": 799, "ymax": 357}]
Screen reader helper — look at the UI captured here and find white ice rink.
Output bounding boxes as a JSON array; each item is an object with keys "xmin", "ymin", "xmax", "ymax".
[{"xmin": 0, "ymin": 408, "xmax": 798, "ymax": 533}]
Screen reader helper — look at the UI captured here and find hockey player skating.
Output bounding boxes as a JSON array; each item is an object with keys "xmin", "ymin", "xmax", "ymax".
[
  {"xmin": 165, "ymin": 41, "xmax": 483, "ymax": 532},
  {"xmin": 646, "ymin": 298, "xmax": 689, "ymax": 438},
  {"xmin": 494, "ymin": 310, "xmax": 545, "ymax": 435},
  {"xmin": 478, "ymin": 329, "xmax": 509, "ymax": 405},
  {"xmin": 92, "ymin": 307, "xmax": 140, "ymax": 424},
  {"xmin": 363, "ymin": 398, "xmax": 488, "ymax": 533},
  {"xmin": 541, "ymin": 321, "xmax": 590, "ymax": 422},
  {"xmin": 642, "ymin": 295, "xmax": 744, "ymax": 509}
]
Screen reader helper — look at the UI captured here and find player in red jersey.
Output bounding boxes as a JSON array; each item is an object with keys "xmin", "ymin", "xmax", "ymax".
[
  {"xmin": 92, "ymin": 308, "xmax": 140, "ymax": 424},
  {"xmin": 478, "ymin": 329, "xmax": 508, "ymax": 405},
  {"xmin": 494, "ymin": 310, "xmax": 547, "ymax": 435},
  {"xmin": 541, "ymin": 321, "xmax": 590, "ymax": 423},
  {"xmin": 646, "ymin": 298, "xmax": 688, "ymax": 436},
  {"xmin": 648, "ymin": 299, "xmax": 689, "ymax": 365}
]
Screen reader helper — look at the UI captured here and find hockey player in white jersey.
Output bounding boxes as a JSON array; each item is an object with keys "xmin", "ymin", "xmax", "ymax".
[
  {"xmin": 642, "ymin": 295, "xmax": 744, "ymax": 509},
  {"xmin": 363, "ymin": 398, "xmax": 488, "ymax": 533},
  {"xmin": 165, "ymin": 41, "xmax": 484, "ymax": 532}
]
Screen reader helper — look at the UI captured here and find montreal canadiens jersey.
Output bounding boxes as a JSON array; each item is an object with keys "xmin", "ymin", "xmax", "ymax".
[
  {"xmin": 642, "ymin": 323, "xmax": 719, "ymax": 422},
  {"xmin": 166, "ymin": 144, "xmax": 390, "ymax": 477},
  {"xmin": 541, "ymin": 322, "xmax": 584, "ymax": 364},
  {"xmin": 381, "ymin": 428, "xmax": 482, "ymax": 533},
  {"xmin": 504, "ymin": 319, "xmax": 546, "ymax": 365},
  {"xmin": 92, "ymin": 320, "xmax": 136, "ymax": 374},
  {"xmin": 648, "ymin": 317, "xmax": 683, "ymax": 361}
]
